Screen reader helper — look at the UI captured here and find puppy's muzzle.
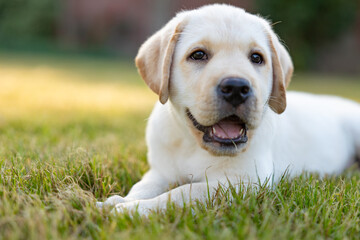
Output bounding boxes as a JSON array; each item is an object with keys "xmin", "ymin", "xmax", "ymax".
[{"xmin": 218, "ymin": 78, "xmax": 253, "ymax": 107}]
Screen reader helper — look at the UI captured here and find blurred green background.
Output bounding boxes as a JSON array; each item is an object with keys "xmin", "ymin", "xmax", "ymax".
[{"xmin": 0, "ymin": 0, "xmax": 359, "ymax": 74}]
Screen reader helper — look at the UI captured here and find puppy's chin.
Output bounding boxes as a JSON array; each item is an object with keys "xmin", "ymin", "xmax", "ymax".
[
  {"xmin": 201, "ymin": 136, "xmax": 250, "ymax": 156},
  {"xmin": 185, "ymin": 109, "xmax": 256, "ymax": 156}
]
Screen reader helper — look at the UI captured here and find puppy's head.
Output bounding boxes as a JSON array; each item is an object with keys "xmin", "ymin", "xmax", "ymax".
[{"xmin": 136, "ymin": 4, "xmax": 293, "ymax": 156}]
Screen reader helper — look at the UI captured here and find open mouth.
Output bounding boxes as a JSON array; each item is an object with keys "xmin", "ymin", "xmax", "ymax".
[{"xmin": 186, "ymin": 109, "xmax": 248, "ymax": 147}]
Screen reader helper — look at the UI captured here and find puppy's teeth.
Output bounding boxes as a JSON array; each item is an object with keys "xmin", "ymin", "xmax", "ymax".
[
  {"xmin": 212, "ymin": 127, "xmax": 216, "ymax": 134},
  {"xmin": 239, "ymin": 129, "xmax": 244, "ymax": 136}
]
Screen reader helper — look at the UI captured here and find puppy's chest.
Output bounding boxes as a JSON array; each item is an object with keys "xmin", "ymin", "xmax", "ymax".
[{"xmin": 171, "ymin": 150, "xmax": 237, "ymax": 183}]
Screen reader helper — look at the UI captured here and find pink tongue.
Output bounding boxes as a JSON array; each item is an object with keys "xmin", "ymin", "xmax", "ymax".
[{"xmin": 213, "ymin": 120, "xmax": 242, "ymax": 139}]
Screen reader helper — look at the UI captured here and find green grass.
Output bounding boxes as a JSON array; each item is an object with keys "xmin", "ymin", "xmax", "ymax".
[{"xmin": 0, "ymin": 52, "xmax": 360, "ymax": 239}]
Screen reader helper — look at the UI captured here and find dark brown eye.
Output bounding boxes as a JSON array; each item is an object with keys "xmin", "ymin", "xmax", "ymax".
[
  {"xmin": 190, "ymin": 50, "xmax": 208, "ymax": 60},
  {"xmin": 250, "ymin": 53, "xmax": 264, "ymax": 64}
]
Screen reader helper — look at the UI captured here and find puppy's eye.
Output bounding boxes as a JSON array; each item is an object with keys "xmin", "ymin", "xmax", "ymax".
[
  {"xmin": 250, "ymin": 53, "xmax": 264, "ymax": 64},
  {"xmin": 190, "ymin": 50, "xmax": 208, "ymax": 60}
]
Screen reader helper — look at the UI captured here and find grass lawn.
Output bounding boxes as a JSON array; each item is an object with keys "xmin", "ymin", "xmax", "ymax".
[{"xmin": 0, "ymin": 52, "xmax": 360, "ymax": 239}]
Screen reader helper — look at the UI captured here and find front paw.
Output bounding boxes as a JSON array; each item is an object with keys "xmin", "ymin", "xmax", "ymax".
[
  {"xmin": 113, "ymin": 201, "xmax": 152, "ymax": 216},
  {"xmin": 96, "ymin": 195, "xmax": 126, "ymax": 209}
]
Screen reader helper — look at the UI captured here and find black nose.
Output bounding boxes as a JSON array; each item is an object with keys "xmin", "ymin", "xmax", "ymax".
[{"xmin": 218, "ymin": 78, "xmax": 252, "ymax": 107}]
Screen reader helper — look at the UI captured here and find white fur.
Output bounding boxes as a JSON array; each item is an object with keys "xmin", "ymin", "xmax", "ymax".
[{"xmin": 97, "ymin": 4, "xmax": 360, "ymax": 216}]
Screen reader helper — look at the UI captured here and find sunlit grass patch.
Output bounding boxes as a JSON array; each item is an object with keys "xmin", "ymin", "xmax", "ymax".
[{"xmin": 0, "ymin": 61, "xmax": 156, "ymax": 119}]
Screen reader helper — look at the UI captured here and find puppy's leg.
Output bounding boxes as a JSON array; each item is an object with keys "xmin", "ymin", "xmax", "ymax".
[
  {"xmin": 96, "ymin": 195, "xmax": 126, "ymax": 208},
  {"xmin": 97, "ymin": 170, "xmax": 170, "ymax": 208},
  {"xmin": 114, "ymin": 181, "xmax": 219, "ymax": 216},
  {"xmin": 124, "ymin": 170, "xmax": 171, "ymax": 200}
]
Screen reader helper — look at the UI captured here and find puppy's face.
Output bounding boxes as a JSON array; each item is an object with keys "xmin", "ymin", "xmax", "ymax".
[
  {"xmin": 136, "ymin": 5, "xmax": 293, "ymax": 156},
  {"xmin": 170, "ymin": 12, "xmax": 273, "ymax": 155}
]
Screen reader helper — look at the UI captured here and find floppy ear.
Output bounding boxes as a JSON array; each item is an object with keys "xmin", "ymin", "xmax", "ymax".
[
  {"xmin": 267, "ymin": 32, "xmax": 294, "ymax": 114},
  {"xmin": 135, "ymin": 18, "xmax": 186, "ymax": 104}
]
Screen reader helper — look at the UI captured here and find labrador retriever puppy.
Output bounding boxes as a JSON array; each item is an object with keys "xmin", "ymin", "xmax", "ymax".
[{"xmin": 97, "ymin": 4, "xmax": 360, "ymax": 215}]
